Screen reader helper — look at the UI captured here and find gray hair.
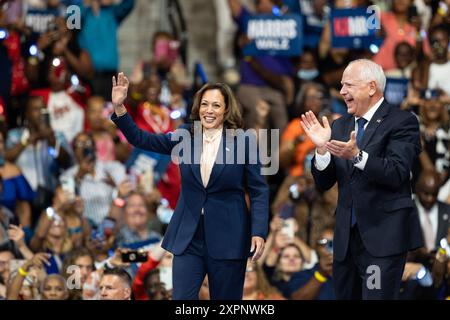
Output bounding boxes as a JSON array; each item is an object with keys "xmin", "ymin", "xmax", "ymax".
[{"xmin": 347, "ymin": 59, "xmax": 386, "ymax": 92}]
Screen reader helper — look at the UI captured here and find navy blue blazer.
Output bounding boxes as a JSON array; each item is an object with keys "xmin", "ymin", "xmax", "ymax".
[
  {"xmin": 312, "ymin": 101, "xmax": 423, "ymax": 261},
  {"xmin": 112, "ymin": 113, "xmax": 269, "ymax": 260}
]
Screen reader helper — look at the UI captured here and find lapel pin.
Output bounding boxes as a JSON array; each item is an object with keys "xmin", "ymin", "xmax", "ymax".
[
  {"xmin": 376, "ymin": 119, "xmax": 382, "ymax": 123},
  {"xmin": 443, "ymin": 214, "xmax": 448, "ymax": 221},
  {"xmin": 226, "ymin": 147, "xmax": 230, "ymax": 152}
]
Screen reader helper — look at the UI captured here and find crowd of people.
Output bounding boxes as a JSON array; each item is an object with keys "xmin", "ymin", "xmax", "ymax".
[{"xmin": 0, "ymin": 0, "xmax": 449, "ymax": 300}]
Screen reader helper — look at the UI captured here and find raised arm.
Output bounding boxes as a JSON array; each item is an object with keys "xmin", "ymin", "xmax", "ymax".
[{"xmin": 111, "ymin": 73, "xmax": 178, "ymax": 155}]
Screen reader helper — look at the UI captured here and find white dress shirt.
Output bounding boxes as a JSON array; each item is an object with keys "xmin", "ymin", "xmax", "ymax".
[
  {"xmin": 315, "ymin": 97, "xmax": 384, "ymax": 171},
  {"xmin": 415, "ymin": 198, "xmax": 439, "ymax": 251}
]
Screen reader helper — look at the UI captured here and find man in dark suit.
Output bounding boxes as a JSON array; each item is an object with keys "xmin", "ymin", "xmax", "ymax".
[
  {"xmin": 300, "ymin": 59, "xmax": 423, "ymax": 299},
  {"xmin": 414, "ymin": 170, "xmax": 450, "ymax": 253},
  {"xmin": 398, "ymin": 170, "xmax": 450, "ymax": 299}
]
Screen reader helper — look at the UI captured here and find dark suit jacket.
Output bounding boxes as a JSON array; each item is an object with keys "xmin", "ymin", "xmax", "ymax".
[
  {"xmin": 312, "ymin": 101, "xmax": 423, "ymax": 261},
  {"xmin": 112, "ymin": 113, "xmax": 269, "ymax": 260},
  {"xmin": 415, "ymin": 201, "xmax": 450, "ymax": 249}
]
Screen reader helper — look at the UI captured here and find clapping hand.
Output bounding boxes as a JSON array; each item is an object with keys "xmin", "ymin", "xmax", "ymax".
[
  {"xmin": 300, "ymin": 111, "xmax": 331, "ymax": 154},
  {"xmin": 326, "ymin": 131, "xmax": 359, "ymax": 160}
]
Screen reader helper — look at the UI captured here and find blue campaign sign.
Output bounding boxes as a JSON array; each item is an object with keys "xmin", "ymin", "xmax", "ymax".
[
  {"xmin": 384, "ymin": 77, "xmax": 409, "ymax": 107},
  {"xmin": 330, "ymin": 7, "xmax": 383, "ymax": 49},
  {"xmin": 243, "ymin": 14, "xmax": 303, "ymax": 56}
]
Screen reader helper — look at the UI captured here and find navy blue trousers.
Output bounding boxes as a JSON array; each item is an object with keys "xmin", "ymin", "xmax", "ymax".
[
  {"xmin": 333, "ymin": 225, "xmax": 407, "ymax": 300},
  {"xmin": 172, "ymin": 216, "xmax": 247, "ymax": 300}
]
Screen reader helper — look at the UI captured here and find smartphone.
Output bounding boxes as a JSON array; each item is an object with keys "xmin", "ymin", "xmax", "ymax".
[
  {"xmin": 407, "ymin": 5, "xmax": 418, "ymax": 22},
  {"xmin": 40, "ymin": 108, "xmax": 51, "ymax": 128},
  {"xmin": 281, "ymin": 218, "xmax": 295, "ymax": 240},
  {"xmin": 154, "ymin": 39, "xmax": 179, "ymax": 64},
  {"xmin": 326, "ymin": 240, "xmax": 334, "ymax": 254},
  {"xmin": 60, "ymin": 176, "xmax": 76, "ymax": 202},
  {"xmin": 318, "ymin": 238, "xmax": 334, "ymax": 254},
  {"xmin": 121, "ymin": 249, "xmax": 148, "ymax": 263},
  {"xmin": 101, "ymin": 217, "xmax": 116, "ymax": 238},
  {"xmin": 82, "ymin": 145, "xmax": 96, "ymax": 162},
  {"xmin": 159, "ymin": 266, "xmax": 173, "ymax": 291}
]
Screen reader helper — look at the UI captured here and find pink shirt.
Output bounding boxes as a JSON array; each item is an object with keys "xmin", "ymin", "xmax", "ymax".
[{"xmin": 372, "ymin": 12, "xmax": 417, "ymax": 71}]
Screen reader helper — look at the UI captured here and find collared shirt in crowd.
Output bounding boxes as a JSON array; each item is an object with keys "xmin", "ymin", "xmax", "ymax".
[{"xmin": 60, "ymin": 160, "xmax": 126, "ymax": 226}]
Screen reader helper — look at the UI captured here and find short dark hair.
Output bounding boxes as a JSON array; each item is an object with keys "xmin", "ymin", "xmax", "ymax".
[
  {"xmin": 143, "ymin": 268, "xmax": 160, "ymax": 288},
  {"xmin": 429, "ymin": 23, "xmax": 450, "ymax": 39},
  {"xmin": 102, "ymin": 268, "xmax": 132, "ymax": 288}
]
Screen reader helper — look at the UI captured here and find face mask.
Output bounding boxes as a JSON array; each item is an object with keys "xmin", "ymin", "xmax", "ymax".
[
  {"xmin": 297, "ymin": 69, "xmax": 319, "ymax": 81},
  {"xmin": 157, "ymin": 199, "xmax": 174, "ymax": 224}
]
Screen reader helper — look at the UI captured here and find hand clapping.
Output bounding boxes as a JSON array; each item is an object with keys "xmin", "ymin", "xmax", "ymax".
[{"xmin": 300, "ymin": 111, "xmax": 359, "ymax": 159}]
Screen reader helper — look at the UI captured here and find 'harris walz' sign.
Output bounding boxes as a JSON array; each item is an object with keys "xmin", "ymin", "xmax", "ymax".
[
  {"xmin": 243, "ymin": 14, "xmax": 303, "ymax": 56},
  {"xmin": 330, "ymin": 7, "xmax": 382, "ymax": 49}
]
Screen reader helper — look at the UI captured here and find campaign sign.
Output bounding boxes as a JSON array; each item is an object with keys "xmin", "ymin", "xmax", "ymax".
[
  {"xmin": 243, "ymin": 14, "xmax": 303, "ymax": 56},
  {"xmin": 330, "ymin": 8, "xmax": 382, "ymax": 49},
  {"xmin": 384, "ymin": 77, "xmax": 409, "ymax": 107}
]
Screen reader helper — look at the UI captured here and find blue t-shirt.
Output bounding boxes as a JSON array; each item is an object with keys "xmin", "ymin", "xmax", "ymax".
[
  {"xmin": 0, "ymin": 175, "xmax": 34, "ymax": 213},
  {"xmin": 78, "ymin": 0, "xmax": 135, "ymax": 71}
]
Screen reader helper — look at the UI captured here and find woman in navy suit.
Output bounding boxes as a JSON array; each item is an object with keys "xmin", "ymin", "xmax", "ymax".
[{"xmin": 110, "ymin": 73, "xmax": 269, "ymax": 300}]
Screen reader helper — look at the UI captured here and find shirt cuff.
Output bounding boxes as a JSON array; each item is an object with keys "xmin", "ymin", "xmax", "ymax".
[
  {"xmin": 314, "ymin": 149, "xmax": 331, "ymax": 171},
  {"xmin": 354, "ymin": 151, "xmax": 369, "ymax": 170}
]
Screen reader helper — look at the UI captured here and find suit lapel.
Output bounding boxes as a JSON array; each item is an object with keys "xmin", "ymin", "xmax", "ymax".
[
  {"xmin": 206, "ymin": 131, "xmax": 234, "ymax": 189},
  {"xmin": 190, "ymin": 122, "xmax": 204, "ymax": 186},
  {"xmin": 349, "ymin": 101, "xmax": 390, "ymax": 175},
  {"xmin": 358, "ymin": 101, "xmax": 390, "ymax": 150},
  {"xmin": 344, "ymin": 116, "xmax": 355, "ymax": 173}
]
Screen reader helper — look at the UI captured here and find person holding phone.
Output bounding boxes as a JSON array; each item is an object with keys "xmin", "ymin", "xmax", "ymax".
[
  {"xmin": 290, "ymin": 227, "xmax": 335, "ymax": 300},
  {"xmin": 59, "ymin": 132, "xmax": 127, "ymax": 227},
  {"xmin": 0, "ymin": 129, "xmax": 34, "ymax": 234},
  {"xmin": 111, "ymin": 72, "xmax": 269, "ymax": 300},
  {"xmin": 5, "ymin": 96, "xmax": 71, "ymax": 225}
]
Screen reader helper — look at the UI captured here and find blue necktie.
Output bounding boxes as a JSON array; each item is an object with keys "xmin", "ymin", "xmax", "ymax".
[{"xmin": 351, "ymin": 118, "xmax": 368, "ymax": 227}]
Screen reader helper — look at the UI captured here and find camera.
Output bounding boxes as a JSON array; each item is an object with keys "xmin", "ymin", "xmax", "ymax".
[{"xmin": 121, "ymin": 249, "xmax": 148, "ymax": 263}]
